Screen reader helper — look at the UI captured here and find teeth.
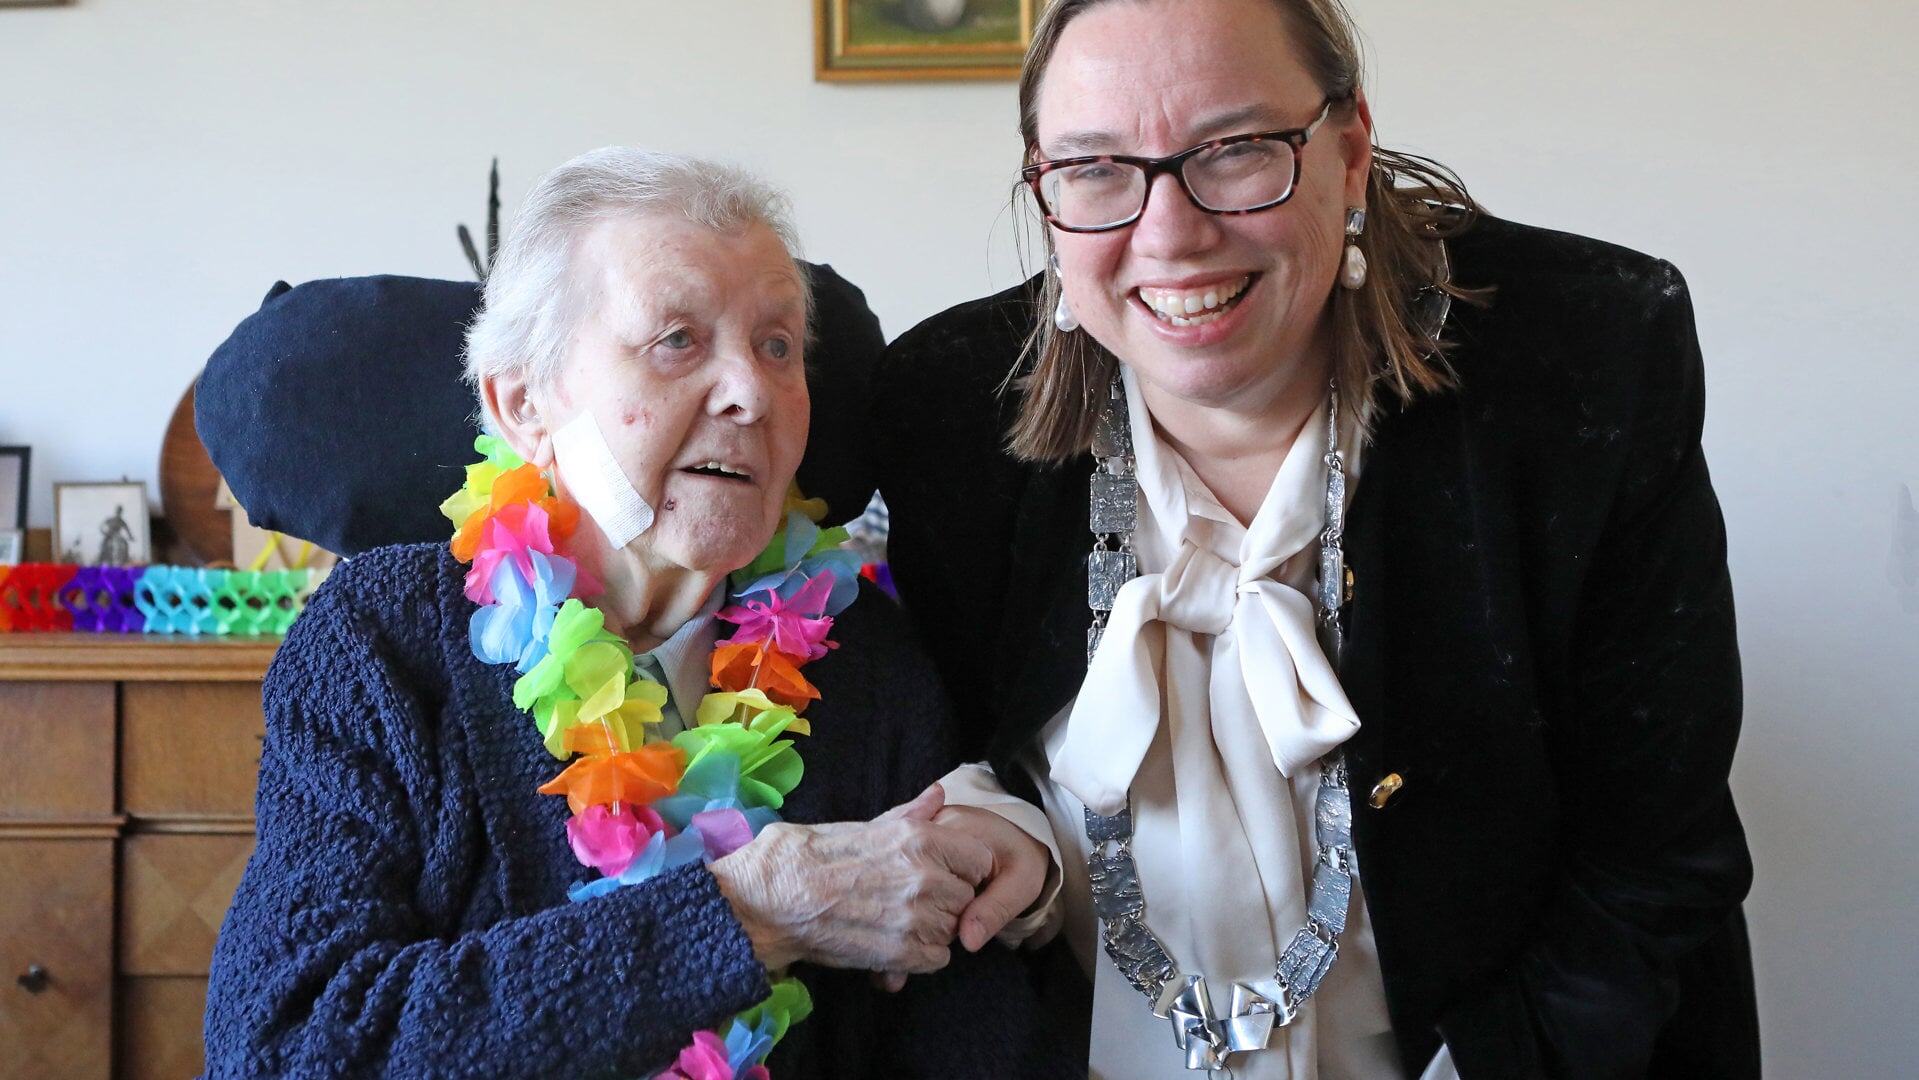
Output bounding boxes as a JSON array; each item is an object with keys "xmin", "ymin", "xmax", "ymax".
[
  {"xmin": 1138, "ymin": 276, "xmax": 1250, "ymax": 322},
  {"xmin": 696, "ymin": 461, "xmax": 747, "ymax": 477}
]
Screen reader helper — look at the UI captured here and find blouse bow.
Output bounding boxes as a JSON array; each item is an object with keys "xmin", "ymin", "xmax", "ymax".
[{"xmin": 1050, "ymin": 373, "xmax": 1361, "ymax": 818}]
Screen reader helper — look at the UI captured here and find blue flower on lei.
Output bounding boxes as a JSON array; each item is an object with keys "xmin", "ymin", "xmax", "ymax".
[
  {"xmin": 730, "ymin": 511, "xmax": 862, "ymax": 617},
  {"xmin": 566, "ymin": 829, "xmax": 708, "ymax": 902},
  {"xmin": 469, "ymin": 550, "xmax": 576, "ymax": 672},
  {"xmin": 724, "ymin": 1015, "xmax": 778, "ymax": 1074}
]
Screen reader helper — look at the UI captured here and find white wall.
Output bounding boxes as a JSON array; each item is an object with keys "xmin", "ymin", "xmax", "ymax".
[{"xmin": 2, "ymin": 0, "xmax": 1913, "ymax": 1072}]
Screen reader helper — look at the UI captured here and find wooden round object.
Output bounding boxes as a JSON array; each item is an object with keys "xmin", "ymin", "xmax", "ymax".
[{"xmin": 158, "ymin": 381, "xmax": 233, "ymax": 565}]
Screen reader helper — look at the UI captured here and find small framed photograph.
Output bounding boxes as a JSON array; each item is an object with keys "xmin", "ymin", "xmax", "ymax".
[
  {"xmin": 0, "ymin": 529, "xmax": 21, "ymax": 566},
  {"xmin": 54, "ymin": 481, "xmax": 151, "ymax": 566},
  {"xmin": 816, "ymin": 0, "xmax": 1035, "ymax": 82},
  {"xmin": 0, "ymin": 446, "xmax": 27, "ymax": 531}
]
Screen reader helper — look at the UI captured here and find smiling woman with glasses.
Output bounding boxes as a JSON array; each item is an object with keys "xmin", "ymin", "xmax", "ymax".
[{"xmin": 872, "ymin": 0, "xmax": 1761, "ymax": 1075}]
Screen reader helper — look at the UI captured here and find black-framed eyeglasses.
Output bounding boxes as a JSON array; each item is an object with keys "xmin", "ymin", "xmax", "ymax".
[{"xmin": 1021, "ymin": 98, "xmax": 1336, "ymax": 233}]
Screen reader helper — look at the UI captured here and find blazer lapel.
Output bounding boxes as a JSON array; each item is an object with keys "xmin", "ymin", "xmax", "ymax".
[
  {"xmin": 1336, "ymin": 451, "xmax": 1390, "ymax": 799},
  {"xmin": 987, "ymin": 456, "xmax": 1095, "ymax": 798}
]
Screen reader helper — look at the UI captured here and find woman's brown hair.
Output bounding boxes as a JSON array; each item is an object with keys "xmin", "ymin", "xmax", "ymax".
[{"xmin": 1007, "ymin": 0, "xmax": 1485, "ymax": 463}]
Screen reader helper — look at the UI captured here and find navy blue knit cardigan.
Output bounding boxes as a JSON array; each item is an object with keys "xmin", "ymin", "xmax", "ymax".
[{"xmin": 203, "ymin": 543, "xmax": 1061, "ymax": 1078}]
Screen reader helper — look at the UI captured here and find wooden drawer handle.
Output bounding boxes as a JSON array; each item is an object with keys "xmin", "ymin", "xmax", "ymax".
[{"xmin": 16, "ymin": 964, "xmax": 49, "ymax": 994}]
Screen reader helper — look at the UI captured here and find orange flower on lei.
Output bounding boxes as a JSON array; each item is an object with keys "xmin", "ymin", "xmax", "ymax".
[
  {"xmin": 451, "ymin": 464, "xmax": 581, "ymax": 562},
  {"xmin": 536, "ymin": 741, "xmax": 685, "ymax": 816},
  {"xmin": 709, "ymin": 641, "xmax": 821, "ymax": 711}
]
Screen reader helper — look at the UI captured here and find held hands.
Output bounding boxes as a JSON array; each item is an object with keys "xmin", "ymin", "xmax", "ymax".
[
  {"xmin": 934, "ymin": 804, "xmax": 1052, "ymax": 952},
  {"xmin": 709, "ymin": 784, "xmax": 1054, "ymax": 983},
  {"xmin": 710, "ymin": 785, "xmax": 996, "ymax": 974},
  {"xmin": 869, "ymin": 797, "xmax": 1055, "ymax": 993}
]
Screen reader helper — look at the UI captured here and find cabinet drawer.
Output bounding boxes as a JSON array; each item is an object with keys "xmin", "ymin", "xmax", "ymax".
[
  {"xmin": 117, "ymin": 975, "xmax": 209, "ymax": 1080},
  {"xmin": 0, "ymin": 838, "xmax": 114, "ymax": 1079},
  {"xmin": 121, "ymin": 682, "xmax": 266, "ymax": 820},
  {"xmin": 0, "ymin": 682, "xmax": 116, "ymax": 820},
  {"xmin": 119, "ymin": 832, "xmax": 255, "ymax": 977}
]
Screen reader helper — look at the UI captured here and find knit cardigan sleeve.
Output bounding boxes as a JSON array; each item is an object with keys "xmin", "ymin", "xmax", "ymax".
[{"xmin": 203, "ymin": 549, "xmax": 769, "ymax": 1079}]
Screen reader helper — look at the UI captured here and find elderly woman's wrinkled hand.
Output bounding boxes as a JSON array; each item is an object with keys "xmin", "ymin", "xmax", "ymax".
[{"xmin": 709, "ymin": 785, "xmax": 997, "ymax": 974}]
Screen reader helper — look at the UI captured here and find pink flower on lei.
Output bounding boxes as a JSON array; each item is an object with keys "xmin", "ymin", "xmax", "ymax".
[
  {"xmin": 565, "ymin": 803, "xmax": 670, "ymax": 878},
  {"xmin": 659, "ymin": 1030, "xmax": 769, "ymax": 1080},
  {"xmin": 716, "ymin": 573, "xmax": 838, "ymax": 662},
  {"xmin": 464, "ymin": 501, "xmax": 601, "ymax": 605}
]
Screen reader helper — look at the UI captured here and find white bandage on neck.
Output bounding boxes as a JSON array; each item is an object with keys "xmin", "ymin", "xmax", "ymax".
[{"xmin": 551, "ymin": 411, "xmax": 655, "ymax": 549}]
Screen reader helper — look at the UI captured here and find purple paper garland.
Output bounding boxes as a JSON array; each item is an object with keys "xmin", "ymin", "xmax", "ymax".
[{"xmin": 61, "ymin": 566, "xmax": 146, "ymax": 632}]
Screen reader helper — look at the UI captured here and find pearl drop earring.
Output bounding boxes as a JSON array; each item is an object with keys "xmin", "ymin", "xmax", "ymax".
[
  {"xmin": 1051, "ymin": 252, "xmax": 1080, "ymax": 332},
  {"xmin": 1054, "ymin": 293, "xmax": 1080, "ymax": 332},
  {"xmin": 1340, "ymin": 207, "xmax": 1368, "ymax": 290}
]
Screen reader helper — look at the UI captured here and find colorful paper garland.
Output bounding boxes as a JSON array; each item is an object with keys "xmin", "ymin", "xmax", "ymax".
[{"xmin": 0, "ymin": 563, "xmax": 314, "ymax": 636}]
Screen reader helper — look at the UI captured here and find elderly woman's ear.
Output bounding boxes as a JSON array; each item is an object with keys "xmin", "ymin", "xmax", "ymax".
[{"xmin": 480, "ymin": 370, "xmax": 556, "ymax": 469}]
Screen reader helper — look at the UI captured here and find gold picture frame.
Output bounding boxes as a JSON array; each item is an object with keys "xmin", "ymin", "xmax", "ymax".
[{"xmin": 816, "ymin": 0, "xmax": 1036, "ymax": 82}]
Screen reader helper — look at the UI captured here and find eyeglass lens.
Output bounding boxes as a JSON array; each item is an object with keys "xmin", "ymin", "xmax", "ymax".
[{"xmin": 1038, "ymin": 138, "xmax": 1299, "ymax": 229}]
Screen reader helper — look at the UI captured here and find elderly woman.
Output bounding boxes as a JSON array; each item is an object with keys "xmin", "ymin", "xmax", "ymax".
[
  {"xmin": 202, "ymin": 148, "xmax": 1059, "ymax": 1079},
  {"xmin": 876, "ymin": 0, "xmax": 1760, "ymax": 1076}
]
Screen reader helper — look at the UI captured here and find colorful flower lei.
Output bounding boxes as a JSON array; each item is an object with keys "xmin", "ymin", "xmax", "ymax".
[{"xmin": 443, "ymin": 435, "xmax": 862, "ymax": 1080}]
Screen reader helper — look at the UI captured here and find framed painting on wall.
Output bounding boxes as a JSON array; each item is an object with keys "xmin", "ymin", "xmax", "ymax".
[
  {"xmin": 816, "ymin": 0, "xmax": 1036, "ymax": 82},
  {"xmin": 54, "ymin": 480, "xmax": 151, "ymax": 566}
]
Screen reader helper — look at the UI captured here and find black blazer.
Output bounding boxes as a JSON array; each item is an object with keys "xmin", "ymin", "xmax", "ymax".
[{"xmin": 870, "ymin": 217, "xmax": 1759, "ymax": 1078}]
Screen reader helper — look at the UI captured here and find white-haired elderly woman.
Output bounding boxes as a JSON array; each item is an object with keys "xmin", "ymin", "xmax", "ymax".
[{"xmin": 203, "ymin": 148, "xmax": 1063, "ymax": 1080}]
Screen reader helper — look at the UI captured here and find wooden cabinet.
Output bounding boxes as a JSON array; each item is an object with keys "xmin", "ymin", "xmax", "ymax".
[{"xmin": 0, "ymin": 634, "xmax": 276, "ymax": 1080}]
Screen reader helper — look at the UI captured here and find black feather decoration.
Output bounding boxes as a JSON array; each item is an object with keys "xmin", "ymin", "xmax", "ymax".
[
  {"xmin": 455, "ymin": 158, "xmax": 503, "ymax": 283},
  {"xmin": 457, "ymin": 225, "xmax": 485, "ymax": 282},
  {"xmin": 486, "ymin": 158, "xmax": 501, "ymax": 267}
]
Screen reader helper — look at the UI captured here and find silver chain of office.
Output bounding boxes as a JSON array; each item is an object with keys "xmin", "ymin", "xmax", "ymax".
[{"xmin": 1080, "ymin": 373, "xmax": 1355, "ymax": 1071}]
